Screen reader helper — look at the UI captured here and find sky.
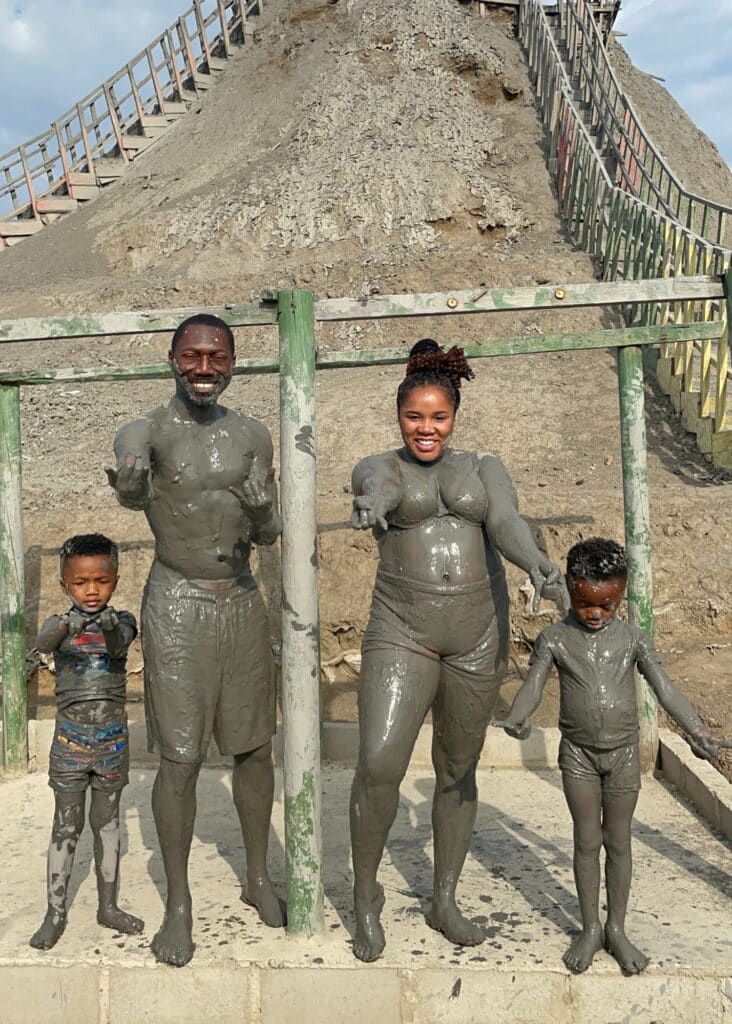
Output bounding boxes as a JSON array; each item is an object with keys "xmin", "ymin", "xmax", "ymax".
[{"xmin": 0, "ymin": 0, "xmax": 729, "ymax": 165}]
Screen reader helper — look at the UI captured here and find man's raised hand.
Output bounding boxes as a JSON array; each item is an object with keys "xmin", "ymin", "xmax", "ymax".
[
  {"xmin": 229, "ymin": 455, "xmax": 276, "ymax": 512},
  {"xmin": 106, "ymin": 454, "xmax": 150, "ymax": 504}
]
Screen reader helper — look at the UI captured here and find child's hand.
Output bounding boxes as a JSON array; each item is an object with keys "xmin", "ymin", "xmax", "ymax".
[
  {"xmin": 686, "ymin": 728, "xmax": 723, "ymax": 761},
  {"xmin": 98, "ymin": 607, "xmax": 119, "ymax": 632},
  {"xmin": 494, "ymin": 718, "xmax": 532, "ymax": 740},
  {"xmin": 64, "ymin": 609, "xmax": 89, "ymax": 637}
]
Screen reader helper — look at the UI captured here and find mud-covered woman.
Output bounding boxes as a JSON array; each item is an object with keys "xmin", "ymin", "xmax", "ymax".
[{"xmin": 349, "ymin": 339, "xmax": 566, "ymax": 962}]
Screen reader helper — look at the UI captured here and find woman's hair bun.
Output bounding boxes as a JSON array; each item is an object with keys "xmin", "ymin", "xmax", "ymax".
[{"xmin": 408, "ymin": 338, "xmax": 440, "ymax": 359}]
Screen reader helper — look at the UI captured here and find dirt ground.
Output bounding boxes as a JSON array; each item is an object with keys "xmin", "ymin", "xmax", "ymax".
[{"xmin": 1, "ymin": 0, "xmax": 731, "ymax": 776}]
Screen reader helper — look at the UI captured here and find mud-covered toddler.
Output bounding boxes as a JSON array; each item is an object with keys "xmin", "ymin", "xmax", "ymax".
[
  {"xmin": 30, "ymin": 533, "xmax": 143, "ymax": 950},
  {"xmin": 496, "ymin": 537, "xmax": 721, "ymax": 976}
]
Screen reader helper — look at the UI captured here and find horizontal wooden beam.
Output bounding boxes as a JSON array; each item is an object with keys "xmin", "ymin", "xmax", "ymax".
[
  {"xmin": 0, "ymin": 322, "xmax": 722, "ymax": 386},
  {"xmin": 313, "ymin": 277, "xmax": 725, "ymax": 322},
  {"xmin": 0, "ymin": 302, "xmax": 278, "ymax": 344}
]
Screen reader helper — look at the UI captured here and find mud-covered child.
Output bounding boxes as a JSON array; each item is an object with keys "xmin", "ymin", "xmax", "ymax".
[
  {"xmin": 496, "ymin": 538, "xmax": 722, "ymax": 976},
  {"xmin": 30, "ymin": 533, "xmax": 144, "ymax": 950}
]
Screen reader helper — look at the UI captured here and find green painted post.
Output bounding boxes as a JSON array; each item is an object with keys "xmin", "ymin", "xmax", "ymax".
[
  {"xmin": 617, "ymin": 346, "xmax": 658, "ymax": 771},
  {"xmin": 277, "ymin": 289, "xmax": 324, "ymax": 937},
  {"xmin": 0, "ymin": 385, "xmax": 27, "ymax": 773}
]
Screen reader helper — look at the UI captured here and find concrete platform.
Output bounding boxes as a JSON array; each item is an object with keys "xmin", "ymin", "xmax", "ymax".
[{"xmin": 1, "ymin": 761, "xmax": 731, "ymax": 1023}]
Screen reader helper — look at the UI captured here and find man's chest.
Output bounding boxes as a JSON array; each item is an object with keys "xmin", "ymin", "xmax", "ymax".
[{"xmin": 151, "ymin": 422, "xmax": 253, "ymax": 492}]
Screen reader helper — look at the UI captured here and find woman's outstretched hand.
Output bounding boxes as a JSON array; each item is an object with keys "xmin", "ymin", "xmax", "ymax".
[
  {"xmin": 529, "ymin": 556, "xmax": 570, "ymax": 614},
  {"xmin": 350, "ymin": 481, "xmax": 401, "ymax": 531}
]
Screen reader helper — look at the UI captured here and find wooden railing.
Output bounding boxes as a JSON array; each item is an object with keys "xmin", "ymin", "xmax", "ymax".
[
  {"xmin": 0, "ymin": 0, "xmax": 261, "ymax": 224},
  {"xmin": 519, "ymin": 0, "xmax": 732, "ymax": 468},
  {"xmin": 552, "ymin": 0, "xmax": 731, "ymax": 248}
]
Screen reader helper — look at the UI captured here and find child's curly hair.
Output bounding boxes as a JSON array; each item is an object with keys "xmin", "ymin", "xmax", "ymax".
[
  {"xmin": 566, "ymin": 537, "xmax": 627, "ymax": 582},
  {"xmin": 397, "ymin": 339, "xmax": 475, "ymax": 411}
]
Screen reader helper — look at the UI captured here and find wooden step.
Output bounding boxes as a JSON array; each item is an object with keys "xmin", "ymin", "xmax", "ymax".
[
  {"xmin": 69, "ymin": 183, "xmax": 101, "ymax": 201},
  {"xmin": 207, "ymin": 56, "xmax": 228, "ymax": 72},
  {"xmin": 140, "ymin": 114, "xmax": 170, "ymax": 131},
  {"xmin": 162, "ymin": 100, "xmax": 189, "ymax": 116},
  {"xmin": 192, "ymin": 73, "xmax": 211, "ymax": 90},
  {"xmin": 121, "ymin": 133, "xmax": 156, "ymax": 152},
  {"xmin": 94, "ymin": 158, "xmax": 127, "ymax": 183},
  {"xmin": 0, "ymin": 220, "xmax": 44, "ymax": 238},
  {"xmin": 67, "ymin": 172, "xmax": 97, "ymax": 187},
  {"xmin": 36, "ymin": 196, "xmax": 78, "ymax": 214}
]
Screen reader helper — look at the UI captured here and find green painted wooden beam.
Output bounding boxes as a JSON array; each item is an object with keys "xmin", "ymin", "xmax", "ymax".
[{"xmin": 0, "ymin": 322, "xmax": 723, "ymax": 386}]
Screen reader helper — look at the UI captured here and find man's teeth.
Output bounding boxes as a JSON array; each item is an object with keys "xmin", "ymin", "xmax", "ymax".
[{"xmin": 192, "ymin": 382, "xmax": 217, "ymax": 391}]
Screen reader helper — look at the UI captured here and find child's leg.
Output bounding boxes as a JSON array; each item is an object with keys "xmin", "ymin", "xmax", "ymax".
[
  {"xmin": 601, "ymin": 788, "xmax": 649, "ymax": 974},
  {"xmin": 89, "ymin": 788, "xmax": 144, "ymax": 934},
  {"xmin": 561, "ymin": 772, "xmax": 604, "ymax": 973},
  {"xmin": 30, "ymin": 791, "xmax": 86, "ymax": 949}
]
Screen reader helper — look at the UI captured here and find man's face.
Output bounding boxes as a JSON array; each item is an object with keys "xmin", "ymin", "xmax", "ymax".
[
  {"xmin": 568, "ymin": 574, "xmax": 626, "ymax": 631},
  {"xmin": 169, "ymin": 323, "xmax": 235, "ymax": 406}
]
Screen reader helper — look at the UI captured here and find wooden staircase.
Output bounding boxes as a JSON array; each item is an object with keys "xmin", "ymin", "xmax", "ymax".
[{"xmin": 0, "ymin": 1, "xmax": 265, "ymax": 250}]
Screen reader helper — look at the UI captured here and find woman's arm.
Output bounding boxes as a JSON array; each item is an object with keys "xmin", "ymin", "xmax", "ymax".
[
  {"xmin": 478, "ymin": 454, "xmax": 567, "ymax": 611},
  {"xmin": 351, "ymin": 454, "xmax": 402, "ymax": 531}
]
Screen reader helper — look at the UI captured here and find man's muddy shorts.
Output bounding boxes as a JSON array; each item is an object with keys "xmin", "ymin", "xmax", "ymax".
[
  {"xmin": 559, "ymin": 738, "xmax": 641, "ymax": 795},
  {"xmin": 48, "ymin": 714, "xmax": 129, "ymax": 793},
  {"xmin": 142, "ymin": 572, "xmax": 276, "ymax": 764}
]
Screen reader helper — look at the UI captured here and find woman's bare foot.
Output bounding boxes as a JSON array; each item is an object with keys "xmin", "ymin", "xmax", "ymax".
[
  {"xmin": 98, "ymin": 905, "xmax": 144, "ymax": 934},
  {"xmin": 353, "ymin": 885, "xmax": 386, "ymax": 962},
  {"xmin": 242, "ymin": 874, "xmax": 286, "ymax": 928},
  {"xmin": 427, "ymin": 898, "xmax": 485, "ymax": 946},
  {"xmin": 151, "ymin": 905, "xmax": 194, "ymax": 967},
  {"xmin": 30, "ymin": 909, "xmax": 67, "ymax": 950},
  {"xmin": 604, "ymin": 923, "xmax": 649, "ymax": 974},
  {"xmin": 563, "ymin": 922, "xmax": 603, "ymax": 973}
]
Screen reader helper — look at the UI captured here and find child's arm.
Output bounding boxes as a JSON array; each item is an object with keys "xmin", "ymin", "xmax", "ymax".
[
  {"xmin": 636, "ymin": 631, "xmax": 720, "ymax": 760},
  {"xmin": 35, "ymin": 615, "xmax": 71, "ymax": 653},
  {"xmin": 98, "ymin": 609, "xmax": 137, "ymax": 659},
  {"xmin": 494, "ymin": 634, "xmax": 553, "ymax": 738}
]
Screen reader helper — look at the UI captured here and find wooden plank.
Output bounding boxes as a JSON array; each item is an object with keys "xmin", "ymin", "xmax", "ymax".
[
  {"xmin": 0, "ymin": 302, "xmax": 278, "ymax": 343},
  {"xmin": 313, "ymin": 276, "xmax": 725, "ymax": 322},
  {"xmin": 0, "ymin": 322, "xmax": 723, "ymax": 385}
]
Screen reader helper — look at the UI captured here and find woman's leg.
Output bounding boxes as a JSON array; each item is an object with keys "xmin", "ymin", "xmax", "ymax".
[
  {"xmin": 30, "ymin": 791, "xmax": 86, "ymax": 949},
  {"xmin": 601, "ymin": 787, "xmax": 648, "ymax": 973},
  {"xmin": 350, "ymin": 645, "xmax": 440, "ymax": 961},
  {"xmin": 428, "ymin": 659, "xmax": 502, "ymax": 945},
  {"xmin": 562, "ymin": 772, "xmax": 604, "ymax": 973}
]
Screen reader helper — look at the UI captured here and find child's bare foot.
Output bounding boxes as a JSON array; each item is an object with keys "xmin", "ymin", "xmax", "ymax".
[
  {"xmin": 242, "ymin": 874, "xmax": 286, "ymax": 928},
  {"xmin": 98, "ymin": 905, "xmax": 144, "ymax": 934},
  {"xmin": 353, "ymin": 884, "xmax": 386, "ymax": 962},
  {"xmin": 604, "ymin": 923, "xmax": 649, "ymax": 974},
  {"xmin": 427, "ymin": 898, "xmax": 485, "ymax": 946},
  {"xmin": 563, "ymin": 922, "xmax": 603, "ymax": 973},
  {"xmin": 29, "ymin": 909, "xmax": 67, "ymax": 950},
  {"xmin": 151, "ymin": 906, "xmax": 194, "ymax": 967}
]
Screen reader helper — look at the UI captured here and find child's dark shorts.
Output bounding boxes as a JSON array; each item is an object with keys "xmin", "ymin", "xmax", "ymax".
[
  {"xmin": 49, "ymin": 716, "xmax": 129, "ymax": 793},
  {"xmin": 559, "ymin": 737, "xmax": 640, "ymax": 794}
]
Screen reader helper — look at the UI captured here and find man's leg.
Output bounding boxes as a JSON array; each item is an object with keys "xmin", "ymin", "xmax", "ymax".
[
  {"xmin": 30, "ymin": 791, "xmax": 86, "ymax": 949},
  {"xmin": 350, "ymin": 646, "xmax": 439, "ymax": 962},
  {"xmin": 89, "ymin": 788, "xmax": 144, "ymax": 935},
  {"xmin": 232, "ymin": 740, "xmax": 284, "ymax": 927},
  {"xmin": 151, "ymin": 757, "xmax": 201, "ymax": 966},
  {"xmin": 562, "ymin": 771, "xmax": 604, "ymax": 973},
  {"xmin": 601, "ymin": 787, "xmax": 648, "ymax": 973}
]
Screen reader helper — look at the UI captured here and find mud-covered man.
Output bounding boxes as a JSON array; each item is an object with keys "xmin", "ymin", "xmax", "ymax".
[{"xmin": 107, "ymin": 313, "xmax": 283, "ymax": 967}]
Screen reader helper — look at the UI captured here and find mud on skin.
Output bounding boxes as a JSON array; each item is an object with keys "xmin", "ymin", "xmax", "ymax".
[
  {"xmin": 108, "ymin": 319, "xmax": 284, "ymax": 967},
  {"xmin": 349, "ymin": 374, "xmax": 565, "ymax": 962}
]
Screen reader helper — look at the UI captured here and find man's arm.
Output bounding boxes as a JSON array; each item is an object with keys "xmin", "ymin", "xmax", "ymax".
[
  {"xmin": 478, "ymin": 455, "xmax": 567, "ymax": 612},
  {"xmin": 107, "ymin": 418, "xmax": 153, "ymax": 511},
  {"xmin": 636, "ymin": 630, "xmax": 720, "ymax": 760},
  {"xmin": 494, "ymin": 633, "xmax": 554, "ymax": 738},
  {"xmin": 229, "ymin": 421, "xmax": 281, "ymax": 546},
  {"xmin": 350, "ymin": 454, "xmax": 402, "ymax": 531}
]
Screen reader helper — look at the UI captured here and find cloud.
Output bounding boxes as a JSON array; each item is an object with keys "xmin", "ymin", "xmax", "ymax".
[
  {"xmin": 616, "ymin": 0, "xmax": 731, "ymax": 166},
  {"xmin": 0, "ymin": 0, "xmax": 187, "ymax": 154}
]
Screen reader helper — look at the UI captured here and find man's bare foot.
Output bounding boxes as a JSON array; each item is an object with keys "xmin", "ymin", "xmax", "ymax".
[
  {"xmin": 427, "ymin": 898, "xmax": 485, "ymax": 946},
  {"xmin": 98, "ymin": 905, "xmax": 144, "ymax": 935},
  {"xmin": 29, "ymin": 909, "xmax": 67, "ymax": 950},
  {"xmin": 353, "ymin": 884, "xmax": 386, "ymax": 962},
  {"xmin": 563, "ymin": 922, "xmax": 603, "ymax": 973},
  {"xmin": 604, "ymin": 923, "xmax": 649, "ymax": 974},
  {"xmin": 242, "ymin": 875, "xmax": 286, "ymax": 928},
  {"xmin": 151, "ymin": 906, "xmax": 194, "ymax": 967}
]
